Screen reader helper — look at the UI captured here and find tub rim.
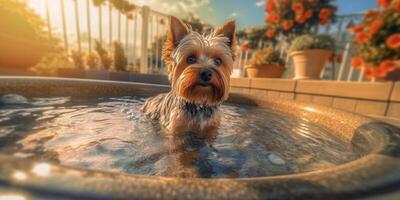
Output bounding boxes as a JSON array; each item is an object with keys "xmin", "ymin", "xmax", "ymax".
[{"xmin": 0, "ymin": 76, "xmax": 399, "ymax": 200}]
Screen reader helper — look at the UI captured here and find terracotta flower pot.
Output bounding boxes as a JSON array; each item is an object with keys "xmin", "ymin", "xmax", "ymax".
[
  {"xmin": 246, "ymin": 64, "xmax": 286, "ymax": 78},
  {"xmin": 290, "ymin": 49, "xmax": 332, "ymax": 80}
]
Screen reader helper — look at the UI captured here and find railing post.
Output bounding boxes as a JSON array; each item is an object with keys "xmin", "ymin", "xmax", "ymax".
[
  {"xmin": 149, "ymin": 15, "xmax": 154, "ymax": 71},
  {"xmin": 86, "ymin": 0, "xmax": 92, "ymax": 52},
  {"xmin": 140, "ymin": 6, "xmax": 150, "ymax": 73},
  {"xmin": 118, "ymin": 12, "xmax": 121, "ymax": 43},
  {"xmin": 358, "ymin": 68, "xmax": 365, "ymax": 82},
  {"xmin": 74, "ymin": 0, "xmax": 81, "ymax": 52},
  {"xmin": 347, "ymin": 65, "xmax": 354, "ymax": 81},
  {"xmin": 99, "ymin": 5, "xmax": 103, "ymax": 45},
  {"xmin": 155, "ymin": 15, "xmax": 159, "ymax": 69},
  {"xmin": 237, "ymin": 50, "xmax": 243, "ymax": 77},
  {"xmin": 133, "ymin": 12, "xmax": 138, "ymax": 66},
  {"xmin": 45, "ymin": 0, "xmax": 52, "ymax": 38},
  {"xmin": 125, "ymin": 14, "xmax": 129, "ymax": 51},
  {"xmin": 60, "ymin": 0, "xmax": 68, "ymax": 53},
  {"xmin": 109, "ymin": 4, "xmax": 113, "ymax": 51},
  {"xmin": 337, "ymin": 42, "xmax": 352, "ymax": 81}
]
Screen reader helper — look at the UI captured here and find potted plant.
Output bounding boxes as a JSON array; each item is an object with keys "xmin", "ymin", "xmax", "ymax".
[
  {"xmin": 289, "ymin": 34, "xmax": 334, "ymax": 80},
  {"xmin": 86, "ymin": 52, "xmax": 100, "ymax": 70},
  {"xmin": 110, "ymin": 42, "xmax": 129, "ymax": 81},
  {"xmin": 349, "ymin": 1, "xmax": 400, "ymax": 81},
  {"xmin": 29, "ymin": 52, "xmax": 72, "ymax": 77},
  {"xmin": 86, "ymin": 41, "xmax": 112, "ymax": 80},
  {"xmin": 71, "ymin": 50, "xmax": 87, "ymax": 70},
  {"xmin": 246, "ymin": 48, "xmax": 286, "ymax": 78}
]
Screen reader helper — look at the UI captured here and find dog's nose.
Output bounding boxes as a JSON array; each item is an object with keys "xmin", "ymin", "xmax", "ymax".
[{"xmin": 200, "ymin": 69, "xmax": 212, "ymax": 82}]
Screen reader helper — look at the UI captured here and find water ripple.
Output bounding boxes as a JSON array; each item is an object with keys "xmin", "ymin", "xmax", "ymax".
[{"xmin": 0, "ymin": 96, "xmax": 362, "ymax": 178}]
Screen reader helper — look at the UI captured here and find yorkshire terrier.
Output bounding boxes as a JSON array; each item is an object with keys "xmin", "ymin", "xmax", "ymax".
[{"xmin": 142, "ymin": 16, "xmax": 236, "ymax": 137}]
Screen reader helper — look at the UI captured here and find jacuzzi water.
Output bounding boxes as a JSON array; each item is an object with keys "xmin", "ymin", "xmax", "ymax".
[{"xmin": 0, "ymin": 95, "xmax": 362, "ymax": 178}]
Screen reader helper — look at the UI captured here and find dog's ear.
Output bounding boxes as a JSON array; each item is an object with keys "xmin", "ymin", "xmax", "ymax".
[
  {"xmin": 215, "ymin": 20, "xmax": 236, "ymax": 49},
  {"xmin": 168, "ymin": 16, "xmax": 190, "ymax": 47},
  {"xmin": 163, "ymin": 16, "xmax": 190, "ymax": 75},
  {"xmin": 215, "ymin": 20, "xmax": 237, "ymax": 60}
]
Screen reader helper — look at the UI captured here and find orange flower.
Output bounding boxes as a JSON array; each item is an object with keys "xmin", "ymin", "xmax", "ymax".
[
  {"xmin": 355, "ymin": 32, "xmax": 371, "ymax": 43},
  {"xmin": 366, "ymin": 10, "xmax": 378, "ymax": 19},
  {"xmin": 319, "ymin": 8, "xmax": 333, "ymax": 19},
  {"xmin": 295, "ymin": 15, "xmax": 307, "ymax": 24},
  {"xmin": 365, "ymin": 68, "xmax": 374, "ymax": 79},
  {"xmin": 266, "ymin": 13, "xmax": 280, "ymax": 24},
  {"xmin": 319, "ymin": 18, "xmax": 329, "ymax": 25},
  {"xmin": 304, "ymin": 9, "xmax": 313, "ymax": 19},
  {"xmin": 379, "ymin": 60, "xmax": 398, "ymax": 72},
  {"xmin": 241, "ymin": 42, "xmax": 250, "ymax": 52},
  {"xmin": 282, "ymin": 20, "xmax": 294, "ymax": 30},
  {"xmin": 369, "ymin": 18, "xmax": 383, "ymax": 34},
  {"xmin": 160, "ymin": 18, "xmax": 165, "ymax": 25},
  {"xmin": 377, "ymin": 0, "xmax": 391, "ymax": 8},
  {"xmin": 349, "ymin": 24, "xmax": 363, "ymax": 33},
  {"xmin": 266, "ymin": 29, "xmax": 276, "ymax": 38},
  {"xmin": 292, "ymin": 2, "xmax": 304, "ymax": 14},
  {"xmin": 127, "ymin": 14, "xmax": 134, "ymax": 20},
  {"xmin": 272, "ymin": 14, "xmax": 280, "ymax": 24},
  {"xmin": 129, "ymin": 3, "xmax": 138, "ymax": 11},
  {"xmin": 393, "ymin": 1, "xmax": 400, "ymax": 11},
  {"xmin": 386, "ymin": 34, "xmax": 400, "ymax": 49},
  {"xmin": 351, "ymin": 56, "xmax": 364, "ymax": 68},
  {"xmin": 265, "ymin": 0, "xmax": 276, "ymax": 12},
  {"xmin": 372, "ymin": 68, "xmax": 388, "ymax": 78}
]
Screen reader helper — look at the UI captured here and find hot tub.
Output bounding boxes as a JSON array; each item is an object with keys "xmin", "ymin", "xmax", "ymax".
[{"xmin": 0, "ymin": 76, "xmax": 399, "ymax": 200}]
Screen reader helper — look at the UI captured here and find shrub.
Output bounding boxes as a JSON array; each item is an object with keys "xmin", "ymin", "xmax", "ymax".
[
  {"xmin": 248, "ymin": 48, "xmax": 285, "ymax": 66},
  {"xmin": 30, "ymin": 53, "xmax": 73, "ymax": 76},
  {"xmin": 0, "ymin": 0, "xmax": 53, "ymax": 69},
  {"xmin": 101, "ymin": 53, "xmax": 113, "ymax": 70},
  {"xmin": 236, "ymin": 26, "xmax": 278, "ymax": 50},
  {"xmin": 349, "ymin": 0, "xmax": 400, "ymax": 79},
  {"xmin": 71, "ymin": 50, "xmax": 86, "ymax": 69},
  {"xmin": 289, "ymin": 34, "xmax": 334, "ymax": 52},
  {"xmin": 113, "ymin": 42, "xmax": 128, "ymax": 71},
  {"xmin": 86, "ymin": 52, "xmax": 100, "ymax": 69},
  {"xmin": 95, "ymin": 40, "xmax": 113, "ymax": 70}
]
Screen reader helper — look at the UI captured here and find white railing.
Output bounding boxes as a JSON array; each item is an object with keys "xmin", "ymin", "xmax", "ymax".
[
  {"xmin": 33, "ymin": 0, "xmax": 169, "ymax": 74},
  {"xmin": 30, "ymin": 1, "xmax": 367, "ymax": 81}
]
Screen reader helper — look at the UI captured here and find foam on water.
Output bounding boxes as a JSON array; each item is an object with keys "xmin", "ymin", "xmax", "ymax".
[{"xmin": 0, "ymin": 95, "xmax": 362, "ymax": 178}]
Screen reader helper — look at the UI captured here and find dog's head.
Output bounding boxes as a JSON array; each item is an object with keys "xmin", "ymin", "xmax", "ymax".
[{"xmin": 163, "ymin": 16, "xmax": 236, "ymax": 106}]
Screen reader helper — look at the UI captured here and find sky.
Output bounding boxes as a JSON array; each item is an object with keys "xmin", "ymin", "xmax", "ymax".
[
  {"xmin": 28, "ymin": 0, "xmax": 379, "ymax": 30},
  {"xmin": 26, "ymin": 0, "xmax": 379, "ymax": 51},
  {"xmin": 135, "ymin": 0, "xmax": 378, "ymax": 28}
]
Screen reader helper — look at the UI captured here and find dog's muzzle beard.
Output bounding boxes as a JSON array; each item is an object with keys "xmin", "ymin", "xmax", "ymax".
[{"xmin": 173, "ymin": 66, "xmax": 229, "ymax": 106}]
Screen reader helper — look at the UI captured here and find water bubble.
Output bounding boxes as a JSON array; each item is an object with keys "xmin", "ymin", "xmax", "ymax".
[{"xmin": 268, "ymin": 153, "xmax": 286, "ymax": 165}]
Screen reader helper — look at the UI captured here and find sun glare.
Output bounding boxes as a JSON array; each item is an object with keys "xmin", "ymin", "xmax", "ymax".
[{"xmin": 31, "ymin": 162, "xmax": 52, "ymax": 177}]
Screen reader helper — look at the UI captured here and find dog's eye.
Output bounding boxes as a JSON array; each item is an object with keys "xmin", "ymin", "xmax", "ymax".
[
  {"xmin": 214, "ymin": 58, "xmax": 222, "ymax": 66},
  {"xmin": 187, "ymin": 55, "xmax": 197, "ymax": 64}
]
